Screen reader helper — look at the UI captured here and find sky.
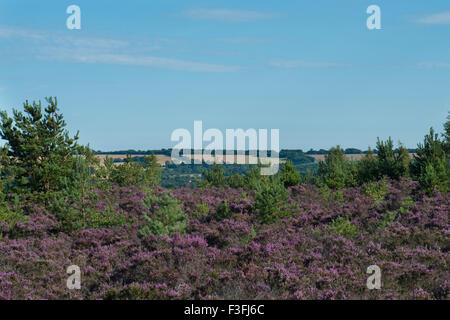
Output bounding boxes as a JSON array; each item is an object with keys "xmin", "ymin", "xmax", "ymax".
[{"xmin": 0, "ymin": 0, "xmax": 449, "ymax": 151}]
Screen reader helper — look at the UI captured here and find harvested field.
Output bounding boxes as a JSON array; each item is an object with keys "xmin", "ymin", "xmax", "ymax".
[
  {"xmin": 96, "ymin": 154, "xmax": 172, "ymax": 166},
  {"xmin": 308, "ymin": 153, "xmax": 417, "ymax": 163}
]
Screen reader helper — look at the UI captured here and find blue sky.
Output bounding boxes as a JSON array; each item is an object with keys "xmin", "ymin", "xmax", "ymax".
[{"xmin": 0, "ymin": 0, "xmax": 449, "ymax": 151}]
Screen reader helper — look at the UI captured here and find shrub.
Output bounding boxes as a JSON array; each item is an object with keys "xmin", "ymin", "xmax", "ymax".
[
  {"xmin": 192, "ymin": 202, "xmax": 210, "ymax": 219},
  {"xmin": 279, "ymin": 160, "xmax": 302, "ymax": 188},
  {"xmin": 244, "ymin": 164, "xmax": 268, "ymax": 190},
  {"xmin": 215, "ymin": 200, "xmax": 232, "ymax": 221},
  {"xmin": 398, "ymin": 196, "xmax": 415, "ymax": 214},
  {"xmin": 411, "ymin": 128, "xmax": 449, "ymax": 195},
  {"xmin": 327, "ymin": 216, "xmax": 358, "ymax": 239},
  {"xmin": 226, "ymin": 173, "xmax": 245, "ymax": 188},
  {"xmin": 376, "ymin": 138, "xmax": 410, "ymax": 180},
  {"xmin": 109, "ymin": 155, "xmax": 161, "ymax": 189},
  {"xmin": 140, "ymin": 192, "xmax": 188, "ymax": 236},
  {"xmin": 377, "ymin": 211, "xmax": 397, "ymax": 229},
  {"xmin": 444, "ymin": 112, "xmax": 450, "ymax": 155},
  {"xmin": 201, "ymin": 163, "xmax": 226, "ymax": 188},
  {"xmin": 318, "ymin": 146, "xmax": 356, "ymax": 189},
  {"xmin": 49, "ymin": 192, "xmax": 130, "ymax": 232},
  {"xmin": 318, "ymin": 184, "xmax": 345, "ymax": 204},
  {"xmin": 378, "ymin": 196, "xmax": 414, "ymax": 229},
  {"xmin": 0, "ymin": 198, "xmax": 24, "ymax": 228},
  {"xmin": 363, "ymin": 178, "xmax": 389, "ymax": 205},
  {"xmin": 356, "ymin": 148, "xmax": 380, "ymax": 184},
  {"xmin": 254, "ymin": 180, "xmax": 290, "ymax": 224}
]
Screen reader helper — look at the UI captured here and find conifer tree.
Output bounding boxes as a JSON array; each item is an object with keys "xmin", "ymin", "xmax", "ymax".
[
  {"xmin": 412, "ymin": 128, "xmax": 449, "ymax": 194},
  {"xmin": 279, "ymin": 160, "xmax": 301, "ymax": 188},
  {"xmin": 319, "ymin": 146, "xmax": 355, "ymax": 189},
  {"xmin": 0, "ymin": 97, "xmax": 80, "ymax": 194}
]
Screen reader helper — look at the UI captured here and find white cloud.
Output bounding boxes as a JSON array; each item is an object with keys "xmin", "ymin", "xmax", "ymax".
[
  {"xmin": 0, "ymin": 25, "xmax": 47, "ymax": 41},
  {"xmin": 269, "ymin": 59, "xmax": 346, "ymax": 69},
  {"xmin": 60, "ymin": 52, "xmax": 241, "ymax": 72},
  {"xmin": 417, "ymin": 62, "xmax": 450, "ymax": 69},
  {"xmin": 181, "ymin": 9, "xmax": 278, "ymax": 22},
  {"xmin": 0, "ymin": 25, "xmax": 240, "ymax": 72},
  {"xmin": 417, "ymin": 11, "xmax": 450, "ymax": 24},
  {"xmin": 216, "ymin": 37, "xmax": 275, "ymax": 44},
  {"xmin": 0, "ymin": 25, "xmax": 131, "ymax": 50}
]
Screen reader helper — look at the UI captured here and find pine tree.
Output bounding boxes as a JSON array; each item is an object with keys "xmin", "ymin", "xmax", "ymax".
[
  {"xmin": 319, "ymin": 146, "xmax": 355, "ymax": 189},
  {"xmin": 201, "ymin": 163, "xmax": 226, "ymax": 187},
  {"xmin": 444, "ymin": 112, "xmax": 450, "ymax": 156},
  {"xmin": 356, "ymin": 147, "xmax": 379, "ymax": 184},
  {"xmin": 279, "ymin": 160, "xmax": 301, "ymax": 188},
  {"xmin": 376, "ymin": 137, "xmax": 410, "ymax": 180},
  {"xmin": 412, "ymin": 127, "xmax": 449, "ymax": 194},
  {"xmin": 0, "ymin": 97, "xmax": 80, "ymax": 194}
]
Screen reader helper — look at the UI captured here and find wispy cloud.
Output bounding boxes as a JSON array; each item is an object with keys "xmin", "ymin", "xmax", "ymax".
[
  {"xmin": 417, "ymin": 61, "xmax": 450, "ymax": 69},
  {"xmin": 269, "ymin": 59, "xmax": 347, "ymax": 69},
  {"xmin": 181, "ymin": 9, "xmax": 279, "ymax": 22},
  {"xmin": 417, "ymin": 11, "xmax": 450, "ymax": 24},
  {"xmin": 0, "ymin": 26, "xmax": 47, "ymax": 41},
  {"xmin": 0, "ymin": 25, "xmax": 240, "ymax": 72},
  {"xmin": 216, "ymin": 37, "xmax": 276, "ymax": 44},
  {"xmin": 40, "ymin": 49, "xmax": 241, "ymax": 72},
  {"xmin": 0, "ymin": 25, "xmax": 131, "ymax": 49}
]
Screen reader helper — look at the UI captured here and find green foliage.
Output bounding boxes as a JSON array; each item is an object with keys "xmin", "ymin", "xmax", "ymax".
[
  {"xmin": 0, "ymin": 196, "xmax": 24, "ymax": 228},
  {"xmin": 355, "ymin": 140, "xmax": 410, "ymax": 184},
  {"xmin": 398, "ymin": 196, "xmax": 415, "ymax": 213},
  {"xmin": 377, "ymin": 211, "xmax": 397, "ymax": 229},
  {"xmin": 444, "ymin": 112, "xmax": 450, "ymax": 155},
  {"xmin": 140, "ymin": 192, "xmax": 188, "ymax": 236},
  {"xmin": 377, "ymin": 197, "xmax": 414, "ymax": 228},
  {"xmin": 49, "ymin": 193, "xmax": 129, "ymax": 232},
  {"xmin": 254, "ymin": 179, "xmax": 290, "ymax": 224},
  {"xmin": 243, "ymin": 165, "xmax": 265, "ymax": 190},
  {"xmin": 356, "ymin": 148, "xmax": 379, "ymax": 184},
  {"xmin": 303, "ymin": 168, "xmax": 315, "ymax": 185},
  {"xmin": 108, "ymin": 155, "xmax": 161, "ymax": 189},
  {"xmin": 418, "ymin": 163, "xmax": 446, "ymax": 195},
  {"xmin": 376, "ymin": 137, "xmax": 410, "ymax": 180},
  {"xmin": 0, "ymin": 97, "xmax": 81, "ymax": 194},
  {"xmin": 201, "ymin": 163, "xmax": 226, "ymax": 188},
  {"xmin": 327, "ymin": 216, "xmax": 358, "ymax": 239},
  {"xmin": 318, "ymin": 146, "xmax": 356, "ymax": 189},
  {"xmin": 362, "ymin": 178, "xmax": 389, "ymax": 205},
  {"xmin": 411, "ymin": 128, "xmax": 449, "ymax": 194},
  {"xmin": 279, "ymin": 160, "xmax": 302, "ymax": 188},
  {"xmin": 215, "ymin": 200, "xmax": 232, "ymax": 221},
  {"xmin": 61, "ymin": 149, "xmax": 99, "ymax": 199},
  {"xmin": 200, "ymin": 162, "xmax": 273, "ymax": 190},
  {"xmin": 240, "ymin": 225, "xmax": 257, "ymax": 247},
  {"xmin": 318, "ymin": 184, "xmax": 345, "ymax": 204},
  {"xmin": 192, "ymin": 202, "xmax": 210, "ymax": 219},
  {"xmin": 226, "ymin": 173, "xmax": 245, "ymax": 188}
]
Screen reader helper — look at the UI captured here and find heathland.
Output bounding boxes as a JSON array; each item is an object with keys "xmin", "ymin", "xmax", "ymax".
[{"xmin": 0, "ymin": 98, "xmax": 448, "ymax": 299}]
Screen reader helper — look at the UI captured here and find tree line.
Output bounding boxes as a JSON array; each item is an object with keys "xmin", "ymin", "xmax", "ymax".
[{"xmin": 0, "ymin": 97, "xmax": 448, "ymax": 204}]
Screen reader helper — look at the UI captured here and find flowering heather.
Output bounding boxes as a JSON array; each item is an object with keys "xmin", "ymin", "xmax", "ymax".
[{"xmin": 0, "ymin": 179, "xmax": 448, "ymax": 300}]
